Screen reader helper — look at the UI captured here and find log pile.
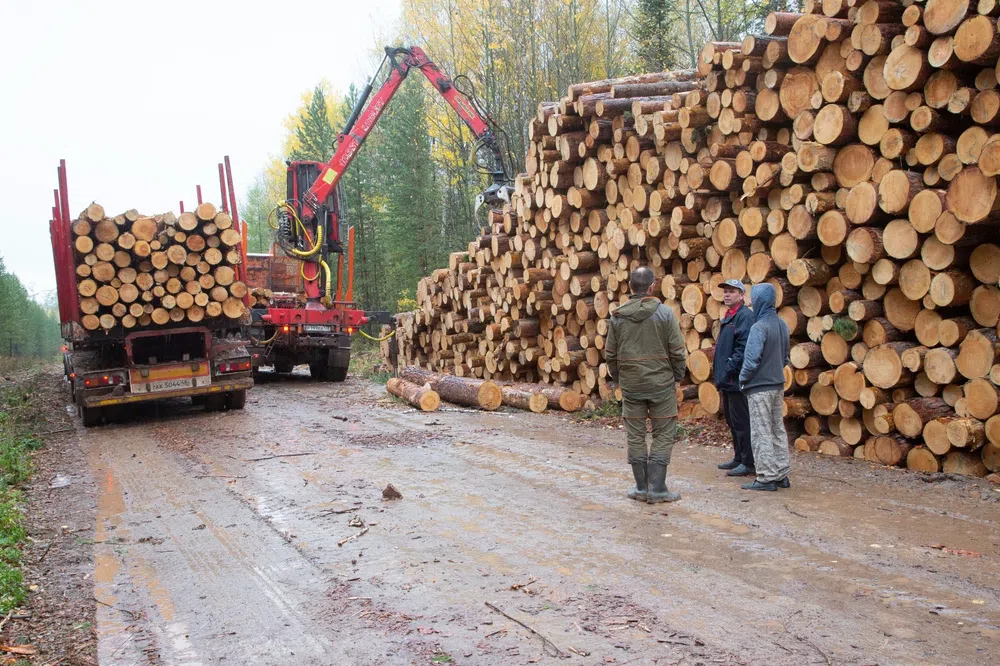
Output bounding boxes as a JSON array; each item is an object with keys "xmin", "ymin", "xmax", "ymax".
[
  {"xmin": 71, "ymin": 202, "xmax": 247, "ymax": 330},
  {"xmin": 387, "ymin": 0, "xmax": 1000, "ymax": 478},
  {"xmin": 249, "ymin": 287, "xmax": 274, "ymax": 308}
]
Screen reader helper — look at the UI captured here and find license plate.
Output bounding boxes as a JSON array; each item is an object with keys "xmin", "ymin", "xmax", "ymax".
[
  {"xmin": 133, "ymin": 374, "xmax": 211, "ymax": 394},
  {"xmin": 303, "ymin": 324, "xmax": 332, "ymax": 333}
]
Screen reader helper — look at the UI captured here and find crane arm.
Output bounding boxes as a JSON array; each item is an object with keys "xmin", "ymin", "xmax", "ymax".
[{"xmin": 302, "ymin": 46, "xmax": 510, "ymax": 219}]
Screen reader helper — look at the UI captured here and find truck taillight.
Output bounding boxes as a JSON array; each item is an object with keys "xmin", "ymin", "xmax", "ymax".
[
  {"xmin": 347, "ymin": 327, "xmax": 354, "ymax": 334},
  {"xmin": 217, "ymin": 360, "xmax": 251, "ymax": 373},
  {"xmin": 83, "ymin": 374, "xmax": 121, "ymax": 387}
]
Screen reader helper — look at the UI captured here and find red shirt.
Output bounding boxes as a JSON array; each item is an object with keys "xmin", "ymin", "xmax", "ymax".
[{"xmin": 725, "ymin": 303, "xmax": 742, "ymax": 319}]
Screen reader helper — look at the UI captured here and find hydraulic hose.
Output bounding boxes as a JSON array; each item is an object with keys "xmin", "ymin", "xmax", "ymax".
[
  {"xmin": 250, "ymin": 330, "xmax": 279, "ymax": 346},
  {"xmin": 320, "ymin": 259, "xmax": 332, "ymax": 301},
  {"xmin": 358, "ymin": 329, "xmax": 395, "ymax": 342}
]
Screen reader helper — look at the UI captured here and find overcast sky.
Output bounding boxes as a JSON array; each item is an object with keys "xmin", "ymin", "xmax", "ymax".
[{"xmin": 0, "ymin": 0, "xmax": 401, "ymax": 301}]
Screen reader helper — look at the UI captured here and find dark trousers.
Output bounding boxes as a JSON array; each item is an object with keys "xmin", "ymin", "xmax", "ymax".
[{"xmin": 722, "ymin": 390, "xmax": 754, "ymax": 467}]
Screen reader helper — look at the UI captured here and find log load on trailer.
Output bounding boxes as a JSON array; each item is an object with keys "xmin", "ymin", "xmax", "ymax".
[{"xmin": 49, "ymin": 158, "xmax": 254, "ymax": 427}]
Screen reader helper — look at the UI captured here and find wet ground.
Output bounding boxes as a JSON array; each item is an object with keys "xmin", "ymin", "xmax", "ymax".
[{"xmin": 47, "ymin": 371, "xmax": 1000, "ymax": 664}]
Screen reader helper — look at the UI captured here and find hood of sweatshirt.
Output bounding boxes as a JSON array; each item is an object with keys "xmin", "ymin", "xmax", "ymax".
[
  {"xmin": 750, "ymin": 283, "xmax": 776, "ymax": 322},
  {"xmin": 614, "ymin": 295, "xmax": 660, "ymax": 322}
]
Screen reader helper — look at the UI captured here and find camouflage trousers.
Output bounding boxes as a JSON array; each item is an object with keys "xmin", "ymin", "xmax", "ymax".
[
  {"xmin": 747, "ymin": 389, "xmax": 791, "ymax": 483},
  {"xmin": 622, "ymin": 396, "xmax": 677, "ymax": 466}
]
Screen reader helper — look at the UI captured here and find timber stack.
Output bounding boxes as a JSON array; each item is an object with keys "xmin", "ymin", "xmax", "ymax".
[
  {"xmin": 387, "ymin": 0, "xmax": 1000, "ymax": 478},
  {"xmin": 71, "ymin": 202, "xmax": 248, "ymax": 331}
]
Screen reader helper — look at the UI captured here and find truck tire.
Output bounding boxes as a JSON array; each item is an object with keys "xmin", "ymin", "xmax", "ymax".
[
  {"xmin": 274, "ymin": 359, "xmax": 294, "ymax": 374},
  {"xmin": 80, "ymin": 406, "xmax": 102, "ymax": 427},
  {"xmin": 328, "ymin": 366, "xmax": 348, "ymax": 382},
  {"xmin": 227, "ymin": 390, "xmax": 247, "ymax": 410},
  {"xmin": 204, "ymin": 394, "xmax": 227, "ymax": 412},
  {"xmin": 104, "ymin": 404, "xmax": 134, "ymax": 424}
]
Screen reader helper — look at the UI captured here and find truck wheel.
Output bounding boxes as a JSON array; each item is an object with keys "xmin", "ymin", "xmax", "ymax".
[
  {"xmin": 328, "ymin": 366, "xmax": 348, "ymax": 382},
  {"xmin": 309, "ymin": 363, "xmax": 327, "ymax": 381},
  {"xmin": 80, "ymin": 406, "xmax": 102, "ymax": 427},
  {"xmin": 227, "ymin": 390, "xmax": 247, "ymax": 410},
  {"xmin": 204, "ymin": 394, "xmax": 227, "ymax": 412},
  {"xmin": 274, "ymin": 359, "xmax": 294, "ymax": 374},
  {"xmin": 104, "ymin": 404, "xmax": 134, "ymax": 424}
]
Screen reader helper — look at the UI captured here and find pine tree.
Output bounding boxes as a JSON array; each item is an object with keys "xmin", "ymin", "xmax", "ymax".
[
  {"xmin": 377, "ymin": 80, "xmax": 443, "ymax": 310},
  {"xmin": 338, "ymin": 84, "xmax": 388, "ymax": 311},
  {"xmin": 290, "ymin": 86, "xmax": 337, "ymax": 162},
  {"xmin": 632, "ymin": 0, "xmax": 678, "ymax": 72}
]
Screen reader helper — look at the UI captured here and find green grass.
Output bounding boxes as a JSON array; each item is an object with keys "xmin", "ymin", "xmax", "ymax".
[
  {"xmin": 349, "ymin": 336, "xmax": 392, "ymax": 383},
  {"xmin": 574, "ymin": 398, "xmax": 622, "ymax": 422},
  {"xmin": 0, "ymin": 373, "xmax": 48, "ymax": 612}
]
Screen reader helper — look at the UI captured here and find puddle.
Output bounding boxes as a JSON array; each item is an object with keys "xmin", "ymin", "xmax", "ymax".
[{"xmin": 686, "ymin": 511, "xmax": 751, "ymax": 535}]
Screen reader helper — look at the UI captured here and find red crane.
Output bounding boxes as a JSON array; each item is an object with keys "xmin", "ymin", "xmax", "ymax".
[{"xmin": 247, "ymin": 46, "xmax": 513, "ymax": 381}]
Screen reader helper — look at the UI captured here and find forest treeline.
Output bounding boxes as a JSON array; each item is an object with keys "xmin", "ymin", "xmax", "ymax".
[
  {"xmin": 240, "ymin": 0, "xmax": 789, "ymax": 312},
  {"xmin": 0, "ymin": 255, "xmax": 61, "ymax": 364}
]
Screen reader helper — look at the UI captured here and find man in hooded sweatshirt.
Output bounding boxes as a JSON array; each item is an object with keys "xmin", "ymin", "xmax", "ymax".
[
  {"xmin": 605, "ymin": 267, "xmax": 688, "ymax": 503},
  {"xmin": 738, "ymin": 283, "xmax": 792, "ymax": 491}
]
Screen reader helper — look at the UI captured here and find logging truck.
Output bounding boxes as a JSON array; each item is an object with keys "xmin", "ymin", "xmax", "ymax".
[
  {"xmin": 254, "ymin": 46, "xmax": 513, "ymax": 382},
  {"xmin": 244, "ymin": 239, "xmax": 354, "ymax": 381},
  {"xmin": 49, "ymin": 159, "xmax": 254, "ymax": 427}
]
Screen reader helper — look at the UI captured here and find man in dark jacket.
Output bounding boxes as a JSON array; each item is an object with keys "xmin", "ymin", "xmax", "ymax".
[
  {"xmin": 605, "ymin": 267, "xmax": 688, "ymax": 503},
  {"xmin": 713, "ymin": 279, "xmax": 755, "ymax": 477},
  {"xmin": 739, "ymin": 283, "xmax": 792, "ymax": 491}
]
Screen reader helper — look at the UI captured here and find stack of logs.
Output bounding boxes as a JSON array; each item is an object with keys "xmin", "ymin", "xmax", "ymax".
[
  {"xmin": 71, "ymin": 202, "xmax": 247, "ymax": 330},
  {"xmin": 388, "ymin": 0, "xmax": 1000, "ymax": 478}
]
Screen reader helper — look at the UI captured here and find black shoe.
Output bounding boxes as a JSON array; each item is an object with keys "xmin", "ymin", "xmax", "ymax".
[
  {"xmin": 717, "ymin": 458, "xmax": 740, "ymax": 470},
  {"xmin": 741, "ymin": 479, "xmax": 777, "ymax": 491},
  {"xmin": 776, "ymin": 476, "xmax": 790, "ymax": 489},
  {"xmin": 726, "ymin": 464, "xmax": 755, "ymax": 477},
  {"xmin": 646, "ymin": 462, "xmax": 681, "ymax": 503},
  {"xmin": 627, "ymin": 462, "xmax": 648, "ymax": 501}
]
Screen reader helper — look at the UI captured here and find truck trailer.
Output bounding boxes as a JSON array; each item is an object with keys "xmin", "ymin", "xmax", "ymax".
[{"xmin": 49, "ymin": 159, "xmax": 253, "ymax": 426}]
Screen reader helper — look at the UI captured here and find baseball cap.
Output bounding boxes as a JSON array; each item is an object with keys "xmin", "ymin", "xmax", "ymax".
[{"xmin": 721, "ymin": 279, "xmax": 746, "ymax": 292}]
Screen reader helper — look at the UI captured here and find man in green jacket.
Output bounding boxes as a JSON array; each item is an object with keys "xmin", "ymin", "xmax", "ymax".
[{"xmin": 605, "ymin": 267, "xmax": 688, "ymax": 503}]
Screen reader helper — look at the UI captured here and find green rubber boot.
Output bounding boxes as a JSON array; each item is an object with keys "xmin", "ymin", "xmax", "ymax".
[
  {"xmin": 627, "ymin": 462, "xmax": 648, "ymax": 501},
  {"xmin": 646, "ymin": 462, "xmax": 681, "ymax": 503}
]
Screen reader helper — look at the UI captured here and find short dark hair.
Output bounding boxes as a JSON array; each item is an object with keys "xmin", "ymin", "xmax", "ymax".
[{"xmin": 630, "ymin": 267, "xmax": 655, "ymax": 294}]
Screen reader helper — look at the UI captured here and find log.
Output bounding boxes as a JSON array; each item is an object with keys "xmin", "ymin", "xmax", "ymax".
[
  {"xmin": 400, "ymin": 366, "xmax": 502, "ymax": 410},
  {"xmin": 873, "ymin": 434, "xmax": 913, "ymax": 466},
  {"xmin": 907, "ymin": 446, "xmax": 942, "ymax": 472},
  {"xmin": 386, "ymin": 378, "xmax": 441, "ymax": 411},
  {"xmin": 942, "ymin": 450, "xmax": 988, "ymax": 476},
  {"xmin": 924, "ymin": 416, "xmax": 959, "ymax": 455},
  {"xmin": 863, "ymin": 341, "xmax": 916, "ymax": 389},
  {"xmin": 893, "ymin": 397, "xmax": 952, "ymax": 437},
  {"xmin": 956, "ymin": 329, "xmax": 1000, "ymax": 378},
  {"xmin": 500, "ymin": 385, "xmax": 549, "ymax": 413}
]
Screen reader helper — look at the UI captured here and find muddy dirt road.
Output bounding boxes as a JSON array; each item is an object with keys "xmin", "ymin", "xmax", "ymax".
[{"xmin": 65, "ymin": 373, "xmax": 999, "ymax": 665}]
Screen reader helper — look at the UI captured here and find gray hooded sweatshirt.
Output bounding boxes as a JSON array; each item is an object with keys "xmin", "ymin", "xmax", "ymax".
[{"xmin": 739, "ymin": 283, "xmax": 790, "ymax": 395}]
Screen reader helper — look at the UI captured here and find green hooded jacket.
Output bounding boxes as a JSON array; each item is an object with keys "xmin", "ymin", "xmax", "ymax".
[{"xmin": 605, "ymin": 294, "xmax": 688, "ymax": 411}]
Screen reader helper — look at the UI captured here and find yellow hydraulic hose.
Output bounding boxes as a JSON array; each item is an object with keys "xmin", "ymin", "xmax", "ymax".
[
  {"xmin": 269, "ymin": 202, "xmax": 323, "ymax": 257},
  {"xmin": 320, "ymin": 259, "xmax": 332, "ymax": 301},
  {"xmin": 359, "ymin": 329, "xmax": 395, "ymax": 342},
  {"xmin": 250, "ymin": 331, "xmax": 279, "ymax": 346},
  {"xmin": 289, "ymin": 224, "xmax": 323, "ymax": 258}
]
